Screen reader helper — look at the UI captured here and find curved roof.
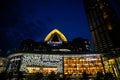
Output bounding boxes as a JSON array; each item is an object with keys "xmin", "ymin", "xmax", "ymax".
[{"xmin": 44, "ymin": 28, "xmax": 68, "ymax": 42}]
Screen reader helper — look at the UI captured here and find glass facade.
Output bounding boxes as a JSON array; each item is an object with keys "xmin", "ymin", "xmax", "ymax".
[
  {"xmin": 64, "ymin": 57, "xmax": 103, "ymax": 74},
  {"xmin": 103, "ymin": 57, "xmax": 120, "ymax": 78},
  {"xmin": 7, "ymin": 53, "xmax": 105, "ymax": 74}
]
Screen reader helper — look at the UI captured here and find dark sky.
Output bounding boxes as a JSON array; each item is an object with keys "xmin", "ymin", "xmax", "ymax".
[{"xmin": 0, "ymin": 0, "xmax": 120, "ymax": 53}]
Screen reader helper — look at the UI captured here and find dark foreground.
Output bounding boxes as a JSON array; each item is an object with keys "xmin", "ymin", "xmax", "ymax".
[{"xmin": 0, "ymin": 71, "xmax": 118, "ymax": 80}]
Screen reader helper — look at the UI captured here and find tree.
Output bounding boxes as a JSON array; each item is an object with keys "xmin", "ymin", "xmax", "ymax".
[
  {"xmin": 0, "ymin": 71, "xmax": 7, "ymax": 80},
  {"xmin": 104, "ymin": 72, "xmax": 114, "ymax": 80},
  {"xmin": 36, "ymin": 72, "xmax": 43, "ymax": 80},
  {"xmin": 17, "ymin": 71, "xmax": 23, "ymax": 80},
  {"xmin": 82, "ymin": 71, "xmax": 88, "ymax": 80},
  {"xmin": 96, "ymin": 71, "xmax": 103, "ymax": 80},
  {"xmin": 48, "ymin": 71, "xmax": 56, "ymax": 80}
]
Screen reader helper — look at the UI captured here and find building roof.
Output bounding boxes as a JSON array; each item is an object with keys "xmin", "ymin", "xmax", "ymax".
[{"xmin": 44, "ymin": 28, "xmax": 68, "ymax": 42}]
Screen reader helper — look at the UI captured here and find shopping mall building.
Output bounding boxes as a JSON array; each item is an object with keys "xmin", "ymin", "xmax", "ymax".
[{"xmin": 7, "ymin": 29, "xmax": 120, "ymax": 77}]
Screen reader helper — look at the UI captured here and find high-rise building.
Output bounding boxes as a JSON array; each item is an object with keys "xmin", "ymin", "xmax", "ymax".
[{"xmin": 83, "ymin": 0, "xmax": 120, "ymax": 52}]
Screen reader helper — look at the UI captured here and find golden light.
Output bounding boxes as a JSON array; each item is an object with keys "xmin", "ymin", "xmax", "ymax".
[
  {"xmin": 44, "ymin": 28, "xmax": 68, "ymax": 42},
  {"xmin": 108, "ymin": 24, "xmax": 112, "ymax": 30},
  {"xmin": 109, "ymin": 59, "xmax": 115, "ymax": 64},
  {"xmin": 27, "ymin": 67, "xmax": 40, "ymax": 73},
  {"xmin": 64, "ymin": 57, "xmax": 103, "ymax": 74}
]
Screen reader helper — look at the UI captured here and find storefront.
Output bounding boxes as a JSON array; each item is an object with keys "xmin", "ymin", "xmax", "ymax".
[
  {"xmin": 7, "ymin": 53, "xmax": 63, "ymax": 74},
  {"xmin": 64, "ymin": 55, "xmax": 104, "ymax": 74},
  {"xmin": 103, "ymin": 56, "xmax": 120, "ymax": 78},
  {"xmin": 7, "ymin": 52, "xmax": 106, "ymax": 75}
]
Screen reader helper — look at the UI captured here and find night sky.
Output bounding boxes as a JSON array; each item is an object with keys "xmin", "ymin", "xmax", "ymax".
[{"xmin": 0, "ymin": 0, "xmax": 120, "ymax": 53}]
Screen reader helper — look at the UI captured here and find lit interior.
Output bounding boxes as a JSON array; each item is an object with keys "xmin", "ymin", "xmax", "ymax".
[
  {"xmin": 42, "ymin": 68, "xmax": 58, "ymax": 74},
  {"xmin": 103, "ymin": 59, "xmax": 115, "ymax": 73},
  {"xmin": 64, "ymin": 57, "xmax": 104, "ymax": 74},
  {"xmin": 103, "ymin": 58, "xmax": 120, "ymax": 78},
  {"xmin": 27, "ymin": 67, "xmax": 57, "ymax": 74},
  {"xmin": 27, "ymin": 67, "xmax": 41, "ymax": 73}
]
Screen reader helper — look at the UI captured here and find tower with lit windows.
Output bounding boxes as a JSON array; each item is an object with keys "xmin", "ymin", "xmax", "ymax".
[{"xmin": 83, "ymin": 0, "xmax": 120, "ymax": 52}]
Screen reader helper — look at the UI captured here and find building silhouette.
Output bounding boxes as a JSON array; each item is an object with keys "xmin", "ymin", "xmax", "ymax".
[{"xmin": 84, "ymin": 0, "xmax": 120, "ymax": 52}]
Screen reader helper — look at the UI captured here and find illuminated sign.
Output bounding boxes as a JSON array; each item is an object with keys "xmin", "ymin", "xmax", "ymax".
[
  {"xmin": 23, "ymin": 54, "xmax": 62, "ymax": 62},
  {"xmin": 20, "ymin": 54, "xmax": 63, "ymax": 73}
]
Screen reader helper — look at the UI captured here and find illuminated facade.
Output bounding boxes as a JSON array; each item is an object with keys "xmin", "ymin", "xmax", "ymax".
[
  {"xmin": 8, "ymin": 52, "xmax": 105, "ymax": 75},
  {"xmin": 6, "ymin": 29, "xmax": 120, "ymax": 78},
  {"xmin": 8, "ymin": 53, "xmax": 63, "ymax": 74},
  {"xmin": 84, "ymin": 0, "xmax": 120, "ymax": 52}
]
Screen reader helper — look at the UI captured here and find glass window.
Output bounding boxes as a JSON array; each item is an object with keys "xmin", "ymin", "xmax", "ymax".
[{"xmin": 64, "ymin": 57, "xmax": 104, "ymax": 74}]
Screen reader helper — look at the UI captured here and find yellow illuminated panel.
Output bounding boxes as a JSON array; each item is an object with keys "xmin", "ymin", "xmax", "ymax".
[
  {"xmin": 42, "ymin": 68, "xmax": 57, "ymax": 74},
  {"xmin": 27, "ymin": 67, "xmax": 41, "ymax": 73},
  {"xmin": 27, "ymin": 67, "xmax": 57, "ymax": 74},
  {"xmin": 109, "ymin": 59, "xmax": 115, "ymax": 64},
  {"xmin": 103, "ymin": 59, "xmax": 115, "ymax": 73},
  {"xmin": 44, "ymin": 28, "xmax": 68, "ymax": 42}
]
